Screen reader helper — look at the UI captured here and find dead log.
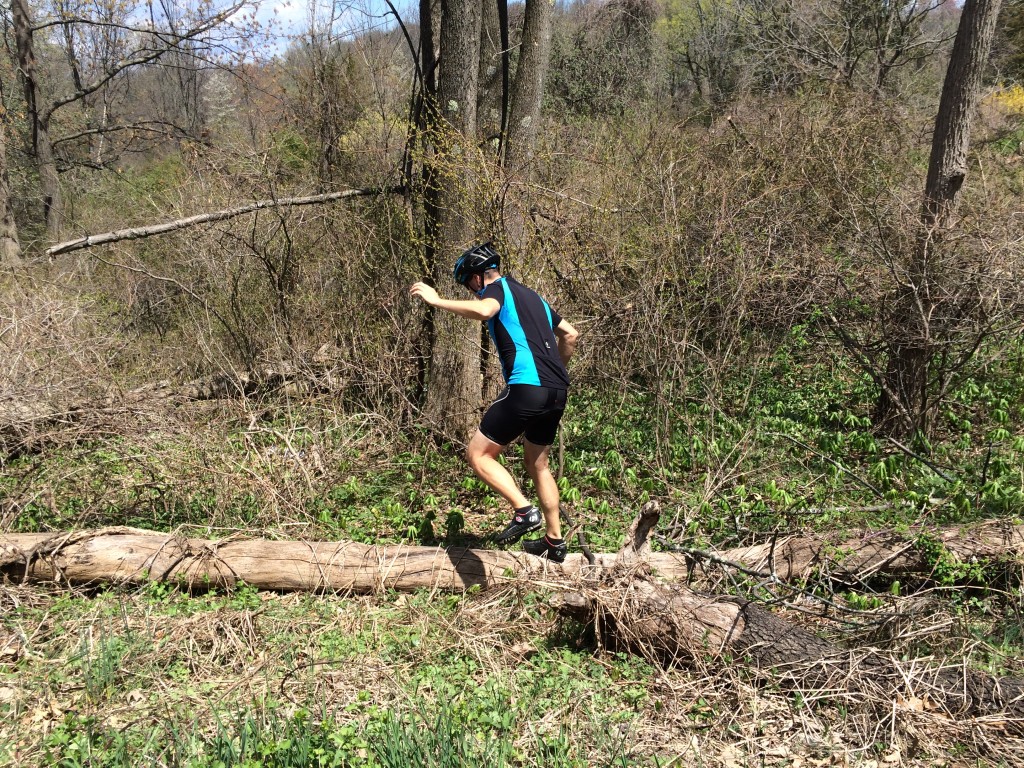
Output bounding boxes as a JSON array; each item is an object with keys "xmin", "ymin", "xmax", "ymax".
[
  {"xmin": 3, "ymin": 517, "xmax": 1022, "ymax": 593},
  {"xmin": 0, "ymin": 365, "xmax": 306, "ymax": 457},
  {"xmin": 552, "ymin": 504, "xmax": 1024, "ymax": 723},
  {"xmin": 0, "ymin": 527, "xmax": 589, "ymax": 592},
  {"xmin": 676, "ymin": 519, "xmax": 1024, "ymax": 585}
]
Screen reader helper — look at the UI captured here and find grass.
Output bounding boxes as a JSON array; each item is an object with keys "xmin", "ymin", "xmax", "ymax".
[
  {"xmin": 1, "ymin": 583, "xmax": 661, "ymax": 767},
  {"xmin": 2, "ymin": 331, "xmax": 1024, "ymax": 765},
  {"xmin": 4, "ymin": 577, "xmax": 1023, "ymax": 767}
]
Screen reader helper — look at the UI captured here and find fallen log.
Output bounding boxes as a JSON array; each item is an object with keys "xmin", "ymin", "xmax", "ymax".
[
  {"xmin": 685, "ymin": 519, "xmax": 1024, "ymax": 585},
  {"xmin": 552, "ymin": 504, "xmax": 1024, "ymax": 723},
  {"xmin": 0, "ymin": 365, "xmax": 307, "ymax": 457},
  {"xmin": 4, "ymin": 515, "xmax": 1024, "ymax": 721},
  {"xmin": 3, "ymin": 517, "xmax": 1022, "ymax": 593},
  {"xmin": 0, "ymin": 527, "xmax": 590, "ymax": 592}
]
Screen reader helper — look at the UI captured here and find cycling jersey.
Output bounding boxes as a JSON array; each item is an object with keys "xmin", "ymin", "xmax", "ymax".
[{"xmin": 478, "ymin": 277, "xmax": 570, "ymax": 389}]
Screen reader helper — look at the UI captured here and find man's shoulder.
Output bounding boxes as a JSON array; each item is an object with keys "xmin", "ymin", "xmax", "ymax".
[{"xmin": 503, "ymin": 276, "xmax": 542, "ymax": 298}]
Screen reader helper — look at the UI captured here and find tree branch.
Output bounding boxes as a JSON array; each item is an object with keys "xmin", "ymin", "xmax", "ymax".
[{"xmin": 46, "ymin": 187, "xmax": 405, "ymax": 256}]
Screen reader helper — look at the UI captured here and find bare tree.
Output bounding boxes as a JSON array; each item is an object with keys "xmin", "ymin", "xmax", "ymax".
[
  {"xmin": 504, "ymin": 0, "xmax": 554, "ymax": 170},
  {"xmin": 9, "ymin": 0, "xmax": 259, "ymax": 238},
  {"xmin": 876, "ymin": 0, "xmax": 1005, "ymax": 436},
  {"xmin": 662, "ymin": 0, "xmax": 749, "ymax": 104},
  {"xmin": 420, "ymin": 0, "xmax": 484, "ymax": 441},
  {"xmin": 477, "ymin": 0, "xmax": 504, "ymax": 147},
  {"xmin": 747, "ymin": 0, "xmax": 954, "ymax": 94},
  {"xmin": 0, "ymin": 112, "xmax": 22, "ymax": 268}
]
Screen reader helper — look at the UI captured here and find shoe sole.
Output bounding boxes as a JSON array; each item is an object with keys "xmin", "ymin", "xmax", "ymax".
[{"xmin": 494, "ymin": 521, "xmax": 541, "ymax": 544}]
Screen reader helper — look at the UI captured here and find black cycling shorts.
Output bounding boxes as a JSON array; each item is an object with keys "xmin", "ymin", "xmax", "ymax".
[{"xmin": 479, "ymin": 385, "xmax": 567, "ymax": 447}]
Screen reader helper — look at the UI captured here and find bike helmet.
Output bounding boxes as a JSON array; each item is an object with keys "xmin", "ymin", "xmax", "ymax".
[{"xmin": 453, "ymin": 242, "xmax": 500, "ymax": 285}]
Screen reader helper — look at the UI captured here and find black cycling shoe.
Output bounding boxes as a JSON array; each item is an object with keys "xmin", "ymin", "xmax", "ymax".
[
  {"xmin": 523, "ymin": 536, "xmax": 568, "ymax": 564},
  {"xmin": 493, "ymin": 506, "xmax": 542, "ymax": 544}
]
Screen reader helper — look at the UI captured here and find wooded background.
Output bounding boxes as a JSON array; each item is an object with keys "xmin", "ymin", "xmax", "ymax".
[
  {"xmin": 1, "ymin": 0, "xmax": 1022, "ymax": 448},
  {"xmin": 3, "ymin": 2, "xmax": 1024, "ymax": 765}
]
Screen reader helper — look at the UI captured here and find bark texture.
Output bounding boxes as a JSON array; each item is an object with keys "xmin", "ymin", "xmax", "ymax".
[
  {"xmin": 505, "ymin": 0, "xmax": 553, "ymax": 170},
  {"xmin": 421, "ymin": 0, "xmax": 485, "ymax": 442},
  {"xmin": 11, "ymin": 0, "xmax": 63, "ymax": 238},
  {"xmin": 0, "ymin": 112, "xmax": 21, "ymax": 267},
  {"xmin": 877, "ymin": 0, "xmax": 1004, "ymax": 436}
]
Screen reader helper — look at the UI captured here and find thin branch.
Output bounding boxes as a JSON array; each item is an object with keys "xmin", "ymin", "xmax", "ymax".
[
  {"xmin": 887, "ymin": 437, "xmax": 958, "ymax": 483},
  {"xmin": 46, "ymin": 187, "xmax": 405, "ymax": 256}
]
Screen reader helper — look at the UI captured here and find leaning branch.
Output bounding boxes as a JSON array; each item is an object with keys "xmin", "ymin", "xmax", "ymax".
[{"xmin": 46, "ymin": 187, "xmax": 405, "ymax": 257}]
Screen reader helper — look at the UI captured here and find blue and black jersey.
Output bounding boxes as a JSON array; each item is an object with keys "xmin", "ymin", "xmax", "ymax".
[{"xmin": 478, "ymin": 277, "xmax": 570, "ymax": 389}]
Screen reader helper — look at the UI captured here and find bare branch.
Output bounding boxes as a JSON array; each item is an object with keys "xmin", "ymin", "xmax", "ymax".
[{"xmin": 46, "ymin": 187, "xmax": 405, "ymax": 257}]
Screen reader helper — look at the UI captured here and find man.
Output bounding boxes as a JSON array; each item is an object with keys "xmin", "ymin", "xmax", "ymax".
[{"xmin": 409, "ymin": 242, "xmax": 579, "ymax": 563}]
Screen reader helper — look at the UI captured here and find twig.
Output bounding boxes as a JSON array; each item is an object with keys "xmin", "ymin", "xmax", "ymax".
[{"xmin": 887, "ymin": 437, "xmax": 958, "ymax": 483}]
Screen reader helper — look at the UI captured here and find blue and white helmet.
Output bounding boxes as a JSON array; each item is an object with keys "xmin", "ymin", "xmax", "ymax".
[{"xmin": 453, "ymin": 242, "xmax": 500, "ymax": 285}]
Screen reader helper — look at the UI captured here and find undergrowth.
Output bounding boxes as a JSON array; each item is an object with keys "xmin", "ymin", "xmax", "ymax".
[
  {"xmin": 3, "ymin": 327, "xmax": 1021, "ymax": 552},
  {"xmin": 2, "ymin": 327, "xmax": 1024, "ymax": 766}
]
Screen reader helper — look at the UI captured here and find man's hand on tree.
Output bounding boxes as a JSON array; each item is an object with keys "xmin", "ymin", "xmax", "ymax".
[{"xmin": 409, "ymin": 282, "xmax": 439, "ymax": 306}]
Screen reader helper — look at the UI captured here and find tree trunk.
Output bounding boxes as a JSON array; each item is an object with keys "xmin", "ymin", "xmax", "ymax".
[
  {"xmin": 0, "ymin": 113, "xmax": 22, "ymax": 268},
  {"xmin": 11, "ymin": 0, "xmax": 63, "ymax": 239},
  {"xmin": 477, "ymin": 0, "xmax": 504, "ymax": 148},
  {"xmin": 876, "ymin": 0, "xmax": 1003, "ymax": 437},
  {"xmin": 421, "ymin": 0, "xmax": 484, "ymax": 442},
  {"xmin": 504, "ymin": 0, "xmax": 553, "ymax": 172}
]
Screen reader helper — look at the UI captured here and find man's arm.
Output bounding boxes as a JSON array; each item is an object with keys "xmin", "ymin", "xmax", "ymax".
[
  {"xmin": 553, "ymin": 319, "xmax": 579, "ymax": 366},
  {"xmin": 409, "ymin": 282, "xmax": 500, "ymax": 322}
]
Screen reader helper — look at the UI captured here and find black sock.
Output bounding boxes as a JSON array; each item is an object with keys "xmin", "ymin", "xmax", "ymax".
[
  {"xmin": 545, "ymin": 536, "xmax": 564, "ymax": 545},
  {"xmin": 515, "ymin": 504, "xmax": 536, "ymax": 516}
]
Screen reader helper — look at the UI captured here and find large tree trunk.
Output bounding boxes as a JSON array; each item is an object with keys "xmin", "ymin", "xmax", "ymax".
[
  {"xmin": 0, "ymin": 114, "xmax": 21, "ymax": 268},
  {"xmin": 421, "ymin": 0, "xmax": 485, "ymax": 442},
  {"xmin": 504, "ymin": 0, "xmax": 553, "ymax": 172},
  {"xmin": 877, "ymin": 0, "xmax": 1003, "ymax": 437},
  {"xmin": 11, "ymin": 0, "xmax": 63, "ymax": 239},
  {"xmin": 477, "ymin": 0, "xmax": 504, "ymax": 148}
]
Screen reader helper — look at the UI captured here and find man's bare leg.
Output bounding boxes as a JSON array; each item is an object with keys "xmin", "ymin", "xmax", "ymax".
[
  {"xmin": 523, "ymin": 440, "xmax": 562, "ymax": 540},
  {"xmin": 466, "ymin": 430, "xmax": 530, "ymax": 510}
]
